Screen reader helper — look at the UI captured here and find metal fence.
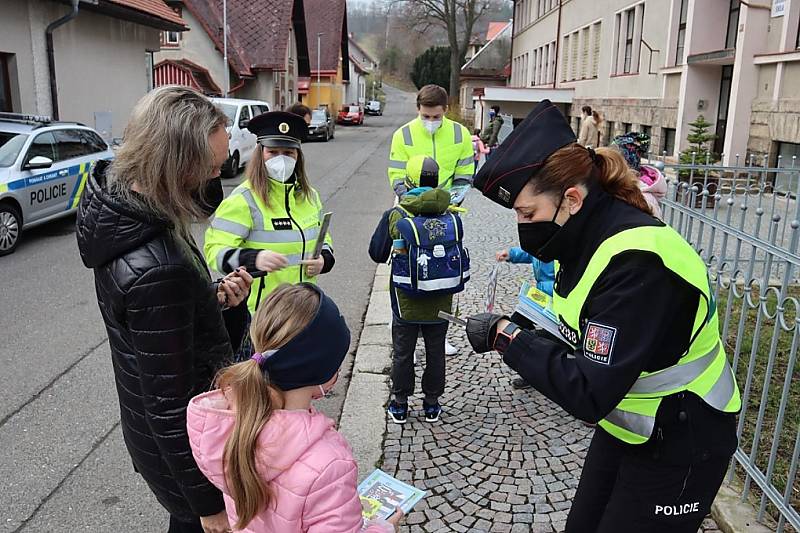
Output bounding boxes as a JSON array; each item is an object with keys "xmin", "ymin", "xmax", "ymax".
[{"xmin": 651, "ymin": 153, "xmax": 800, "ymax": 532}]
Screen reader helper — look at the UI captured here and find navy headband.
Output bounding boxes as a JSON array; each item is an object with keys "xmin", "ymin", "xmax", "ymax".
[{"xmin": 254, "ymin": 284, "xmax": 350, "ymax": 391}]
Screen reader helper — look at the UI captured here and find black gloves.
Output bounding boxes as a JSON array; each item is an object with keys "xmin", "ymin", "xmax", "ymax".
[{"xmin": 466, "ymin": 313, "xmax": 505, "ymax": 353}]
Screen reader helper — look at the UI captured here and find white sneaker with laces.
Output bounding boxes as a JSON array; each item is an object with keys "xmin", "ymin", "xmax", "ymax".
[{"xmin": 445, "ymin": 340, "xmax": 458, "ymax": 356}]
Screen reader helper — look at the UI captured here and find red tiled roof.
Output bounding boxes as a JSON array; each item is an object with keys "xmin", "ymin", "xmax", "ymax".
[
  {"xmin": 486, "ymin": 21, "xmax": 509, "ymax": 41},
  {"xmin": 304, "ymin": 0, "xmax": 347, "ymax": 73},
  {"xmin": 154, "ymin": 59, "xmax": 222, "ymax": 95},
  {"xmin": 106, "ymin": 0, "xmax": 187, "ymax": 27},
  {"xmin": 348, "ymin": 35, "xmax": 376, "ymax": 65},
  {"xmin": 183, "ymin": 0, "xmax": 301, "ymax": 76},
  {"xmin": 349, "ymin": 54, "xmax": 368, "ymax": 74}
]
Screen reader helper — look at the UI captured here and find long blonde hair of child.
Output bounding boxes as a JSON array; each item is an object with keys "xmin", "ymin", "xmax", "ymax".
[{"xmin": 213, "ymin": 284, "xmax": 320, "ymax": 529}]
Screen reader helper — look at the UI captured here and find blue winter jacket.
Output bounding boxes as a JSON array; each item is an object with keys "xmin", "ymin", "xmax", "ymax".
[{"xmin": 508, "ymin": 247, "xmax": 556, "ymax": 295}]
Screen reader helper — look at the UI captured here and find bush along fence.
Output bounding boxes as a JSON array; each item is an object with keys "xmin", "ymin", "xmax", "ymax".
[{"xmin": 649, "ymin": 152, "xmax": 799, "ymax": 532}]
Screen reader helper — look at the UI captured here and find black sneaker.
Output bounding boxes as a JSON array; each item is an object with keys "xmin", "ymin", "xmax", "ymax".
[
  {"xmin": 511, "ymin": 377, "xmax": 532, "ymax": 390},
  {"xmin": 423, "ymin": 402, "xmax": 442, "ymax": 422},
  {"xmin": 387, "ymin": 400, "xmax": 408, "ymax": 424}
]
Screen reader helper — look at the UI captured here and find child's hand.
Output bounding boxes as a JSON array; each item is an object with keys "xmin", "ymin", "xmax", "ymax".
[
  {"xmin": 387, "ymin": 507, "xmax": 405, "ymax": 526},
  {"xmin": 496, "ymin": 250, "xmax": 509, "ymax": 262}
]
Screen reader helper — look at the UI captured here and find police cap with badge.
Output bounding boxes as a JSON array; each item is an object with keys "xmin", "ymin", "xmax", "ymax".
[
  {"xmin": 474, "ymin": 99, "xmax": 577, "ymax": 209},
  {"xmin": 247, "ymin": 110, "xmax": 307, "ymax": 149}
]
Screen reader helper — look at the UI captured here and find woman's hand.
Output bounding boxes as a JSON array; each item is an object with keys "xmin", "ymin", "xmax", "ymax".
[
  {"xmin": 255, "ymin": 250, "xmax": 289, "ymax": 272},
  {"xmin": 301, "ymin": 256, "xmax": 325, "ymax": 277},
  {"xmin": 199, "ymin": 510, "xmax": 231, "ymax": 533},
  {"xmin": 217, "ymin": 267, "xmax": 253, "ymax": 308},
  {"xmin": 495, "ymin": 249, "xmax": 510, "ymax": 262}
]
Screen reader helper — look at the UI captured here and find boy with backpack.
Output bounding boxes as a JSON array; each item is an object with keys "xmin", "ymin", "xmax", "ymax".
[{"xmin": 369, "ymin": 155, "xmax": 470, "ymax": 424}]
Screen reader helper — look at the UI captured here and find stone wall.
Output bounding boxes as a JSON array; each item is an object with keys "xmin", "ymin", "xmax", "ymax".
[
  {"xmin": 569, "ymin": 97, "xmax": 679, "ymax": 156},
  {"xmin": 748, "ymin": 99, "xmax": 800, "ymax": 163}
]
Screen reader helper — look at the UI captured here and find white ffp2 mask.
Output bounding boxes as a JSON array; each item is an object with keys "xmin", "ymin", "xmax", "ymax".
[
  {"xmin": 265, "ymin": 155, "xmax": 297, "ymax": 182},
  {"xmin": 422, "ymin": 119, "xmax": 442, "ymax": 134}
]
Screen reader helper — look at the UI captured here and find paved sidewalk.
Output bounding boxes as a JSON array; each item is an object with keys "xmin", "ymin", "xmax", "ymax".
[{"xmin": 342, "ymin": 192, "xmax": 725, "ymax": 532}]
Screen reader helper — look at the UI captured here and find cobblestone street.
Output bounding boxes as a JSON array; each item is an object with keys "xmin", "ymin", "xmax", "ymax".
[{"xmin": 378, "ymin": 193, "xmax": 724, "ymax": 533}]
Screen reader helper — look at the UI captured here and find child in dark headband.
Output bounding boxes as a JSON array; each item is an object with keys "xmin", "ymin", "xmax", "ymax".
[{"xmin": 187, "ymin": 284, "xmax": 402, "ymax": 532}]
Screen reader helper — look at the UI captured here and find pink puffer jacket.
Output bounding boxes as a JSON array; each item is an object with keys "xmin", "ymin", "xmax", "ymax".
[
  {"xmin": 187, "ymin": 390, "xmax": 394, "ymax": 533},
  {"xmin": 639, "ymin": 164, "xmax": 667, "ymax": 219}
]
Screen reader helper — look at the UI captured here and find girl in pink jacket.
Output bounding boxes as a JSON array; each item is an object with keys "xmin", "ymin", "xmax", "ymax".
[
  {"xmin": 612, "ymin": 132, "xmax": 667, "ymax": 219},
  {"xmin": 187, "ymin": 284, "xmax": 400, "ymax": 532}
]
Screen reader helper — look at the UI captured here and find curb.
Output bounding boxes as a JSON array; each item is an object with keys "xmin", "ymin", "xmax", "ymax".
[
  {"xmin": 338, "ymin": 250, "xmax": 771, "ymax": 533},
  {"xmin": 711, "ymin": 484, "xmax": 774, "ymax": 533},
  {"xmin": 338, "ymin": 263, "xmax": 392, "ymax": 479}
]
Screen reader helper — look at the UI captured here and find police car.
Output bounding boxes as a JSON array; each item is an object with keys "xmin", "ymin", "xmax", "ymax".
[{"xmin": 0, "ymin": 113, "xmax": 114, "ymax": 256}]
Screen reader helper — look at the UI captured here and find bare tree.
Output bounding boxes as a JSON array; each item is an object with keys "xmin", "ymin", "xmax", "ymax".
[{"xmin": 394, "ymin": 0, "xmax": 498, "ymax": 107}]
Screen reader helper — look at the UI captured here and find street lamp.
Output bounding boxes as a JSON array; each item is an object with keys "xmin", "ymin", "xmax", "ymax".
[
  {"xmin": 223, "ymin": 0, "xmax": 229, "ymax": 97},
  {"xmin": 316, "ymin": 32, "xmax": 323, "ymax": 88},
  {"xmin": 384, "ymin": 4, "xmax": 394, "ymax": 52}
]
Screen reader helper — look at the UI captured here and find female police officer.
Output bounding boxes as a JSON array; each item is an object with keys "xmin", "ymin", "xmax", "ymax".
[
  {"xmin": 204, "ymin": 111, "xmax": 334, "ymax": 315},
  {"xmin": 465, "ymin": 101, "xmax": 741, "ymax": 533}
]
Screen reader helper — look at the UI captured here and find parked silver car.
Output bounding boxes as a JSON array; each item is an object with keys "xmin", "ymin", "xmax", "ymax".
[{"xmin": 0, "ymin": 113, "xmax": 114, "ymax": 255}]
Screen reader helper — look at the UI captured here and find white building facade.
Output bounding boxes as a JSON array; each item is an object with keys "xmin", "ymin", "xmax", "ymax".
[{"xmin": 509, "ymin": 0, "xmax": 800, "ymax": 164}]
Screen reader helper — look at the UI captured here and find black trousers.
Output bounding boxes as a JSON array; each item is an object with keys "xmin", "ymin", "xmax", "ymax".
[
  {"xmin": 391, "ymin": 320, "xmax": 447, "ymax": 404},
  {"xmin": 565, "ymin": 427, "xmax": 731, "ymax": 533},
  {"xmin": 168, "ymin": 515, "xmax": 204, "ymax": 533}
]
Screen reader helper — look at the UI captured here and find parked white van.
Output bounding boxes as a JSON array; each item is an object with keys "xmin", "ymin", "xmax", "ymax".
[{"xmin": 210, "ymin": 97, "xmax": 271, "ymax": 178}]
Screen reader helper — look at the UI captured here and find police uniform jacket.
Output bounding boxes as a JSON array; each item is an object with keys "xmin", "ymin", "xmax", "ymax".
[
  {"xmin": 204, "ymin": 177, "xmax": 334, "ymax": 314},
  {"xmin": 76, "ymin": 161, "xmax": 234, "ymax": 521},
  {"xmin": 505, "ymin": 185, "xmax": 738, "ymax": 463}
]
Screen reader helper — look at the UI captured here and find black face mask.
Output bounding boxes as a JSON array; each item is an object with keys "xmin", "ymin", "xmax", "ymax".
[
  {"xmin": 193, "ymin": 177, "xmax": 224, "ymax": 218},
  {"xmin": 517, "ymin": 194, "xmax": 565, "ymax": 263}
]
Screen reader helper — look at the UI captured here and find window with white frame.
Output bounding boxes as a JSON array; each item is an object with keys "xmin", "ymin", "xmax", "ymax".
[
  {"xmin": 675, "ymin": 0, "xmax": 688, "ymax": 65},
  {"xmin": 725, "ymin": 0, "xmax": 740, "ymax": 50},
  {"xmin": 623, "ymin": 9, "xmax": 635, "ymax": 72},
  {"xmin": 160, "ymin": 6, "xmax": 182, "ymax": 47},
  {"xmin": 570, "ymin": 31, "xmax": 579, "ymax": 80},
  {"xmin": 580, "ymin": 27, "xmax": 590, "ymax": 79},
  {"xmin": 162, "ymin": 31, "xmax": 180, "ymax": 46},
  {"xmin": 541, "ymin": 45, "xmax": 547, "ymax": 84},
  {"xmin": 561, "ymin": 36, "xmax": 569, "ymax": 81},
  {"xmin": 531, "ymin": 50, "xmax": 538, "ymax": 85},
  {"xmin": 591, "ymin": 22, "xmax": 602, "ymax": 78},
  {"xmin": 614, "ymin": 4, "xmax": 644, "ymax": 75}
]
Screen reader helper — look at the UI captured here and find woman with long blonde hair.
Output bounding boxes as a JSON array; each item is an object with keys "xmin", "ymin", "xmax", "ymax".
[
  {"xmin": 204, "ymin": 111, "xmax": 335, "ymax": 319},
  {"xmin": 187, "ymin": 284, "xmax": 403, "ymax": 532},
  {"xmin": 76, "ymin": 85, "xmax": 253, "ymax": 533}
]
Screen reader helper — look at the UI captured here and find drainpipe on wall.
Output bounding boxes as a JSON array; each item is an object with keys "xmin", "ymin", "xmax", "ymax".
[
  {"xmin": 46, "ymin": 0, "xmax": 80, "ymax": 120},
  {"xmin": 553, "ymin": 0, "xmax": 562, "ymax": 89},
  {"xmin": 509, "ymin": 10, "xmax": 516, "ymax": 86}
]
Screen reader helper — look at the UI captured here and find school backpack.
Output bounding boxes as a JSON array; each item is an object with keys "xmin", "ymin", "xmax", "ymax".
[{"xmin": 391, "ymin": 208, "xmax": 470, "ymax": 296}]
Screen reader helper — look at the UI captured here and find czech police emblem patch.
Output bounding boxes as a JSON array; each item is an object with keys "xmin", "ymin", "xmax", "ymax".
[
  {"xmin": 583, "ymin": 322, "xmax": 616, "ymax": 365},
  {"xmin": 279, "ymin": 122, "xmax": 290, "ymax": 134}
]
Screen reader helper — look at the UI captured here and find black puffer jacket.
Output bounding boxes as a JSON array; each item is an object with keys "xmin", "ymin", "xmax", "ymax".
[{"xmin": 76, "ymin": 162, "xmax": 229, "ymax": 521}]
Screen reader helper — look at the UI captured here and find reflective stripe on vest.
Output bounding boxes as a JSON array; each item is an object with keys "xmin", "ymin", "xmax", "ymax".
[
  {"xmin": 552, "ymin": 225, "xmax": 741, "ymax": 444},
  {"xmin": 453, "ymin": 122, "xmax": 463, "ymax": 143},
  {"xmin": 228, "ymin": 182, "xmax": 325, "ymax": 314},
  {"xmin": 402, "ymin": 126, "xmax": 413, "ymax": 146}
]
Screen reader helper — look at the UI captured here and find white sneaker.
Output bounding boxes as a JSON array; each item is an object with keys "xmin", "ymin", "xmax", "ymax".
[{"xmin": 445, "ymin": 341, "xmax": 458, "ymax": 356}]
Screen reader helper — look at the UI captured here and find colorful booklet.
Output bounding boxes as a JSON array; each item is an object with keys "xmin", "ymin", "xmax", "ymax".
[
  {"xmin": 515, "ymin": 281, "xmax": 576, "ymax": 348},
  {"xmin": 358, "ymin": 469, "xmax": 425, "ymax": 522}
]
